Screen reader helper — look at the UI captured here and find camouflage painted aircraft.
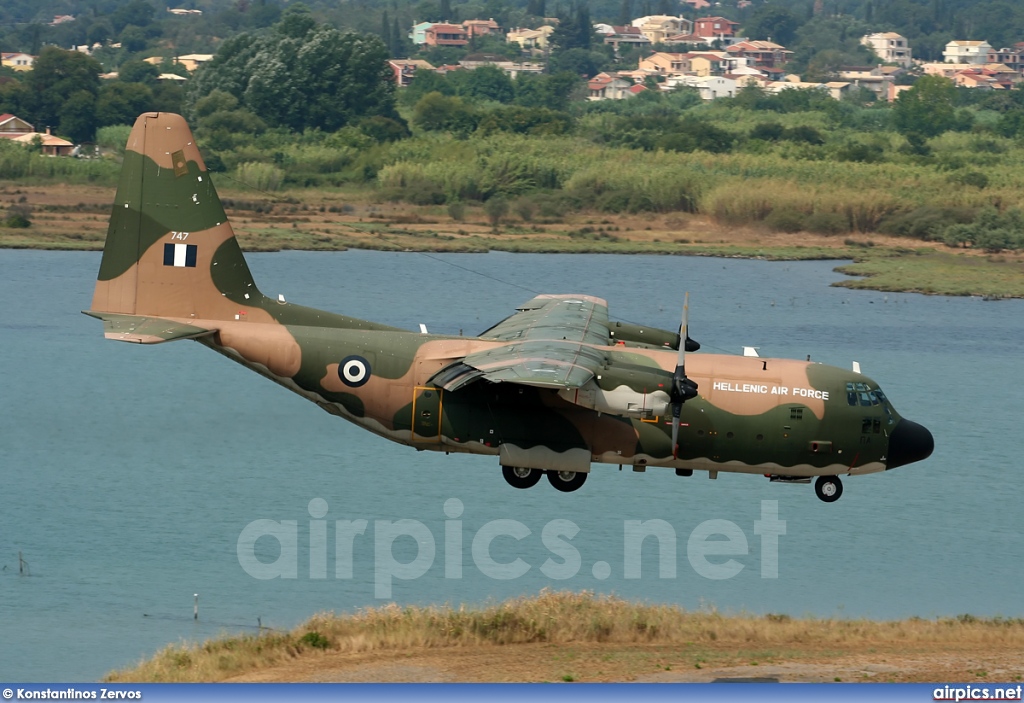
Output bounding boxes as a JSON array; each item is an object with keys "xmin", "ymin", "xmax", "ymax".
[{"xmin": 86, "ymin": 113, "xmax": 934, "ymax": 502}]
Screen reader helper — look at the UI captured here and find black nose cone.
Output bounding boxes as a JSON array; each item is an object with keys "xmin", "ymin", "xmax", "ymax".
[{"xmin": 887, "ymin": 419, "xmax": 934, "ymax": 469}]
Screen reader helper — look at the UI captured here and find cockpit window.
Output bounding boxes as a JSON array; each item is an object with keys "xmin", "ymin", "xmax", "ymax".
[{"xmin": 847, "ymin": 381, "xmax": 896, "ymax": 424}]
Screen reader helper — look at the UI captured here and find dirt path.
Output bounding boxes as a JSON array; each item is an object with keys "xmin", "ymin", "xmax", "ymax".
[{"xmin": 225, "ymin": 642, "xmax": 1024, "ymax": 683}]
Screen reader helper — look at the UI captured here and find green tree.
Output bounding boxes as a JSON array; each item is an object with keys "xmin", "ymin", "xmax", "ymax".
[
  {"xmin": 186, "ymin": 10, "xmax": 398, "ymax": 133},
  {"xmin": 514, "ymin": 72, "xmax": 580, "ymax": 111},
  {"xmin": 118, "ymin": 59, "xmax": 160, "ymax": 85},
  {"xmin": 111, "ymin": 0, "xmax": 156, "ymax": 33},
  {"xmin": 412, "ymin": 91, "xmax": 478, "ymax": 134},
  {"xmin": 743, "ymin": 6, "xmax": 801, "ymax": 45},
  {"xmin": 25, "ymin": 47, "xmax": 102, "ymax": 133},
  {"xmin": 119, "ymin": 25, "xmax": 148, "ymax": 53},
  {"xmin": 96, "ymin": 82, "xmax": 154, "ymax": 127},
  {"xmin": 893, "ymin": 75, "xmax": 956, "ymax": 137},
  {"xmin": 458, "ymin": 65, "xmax": 515, "ymax": 103},
  {"xmin": 58, "ymin": 90, "xmax": 98, "ymax": 143}
]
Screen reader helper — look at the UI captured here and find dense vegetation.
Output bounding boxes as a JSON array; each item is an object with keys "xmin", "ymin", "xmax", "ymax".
[{"xmin": 4, "ymin": 0, "xmax": 1024, "ymax": 254}]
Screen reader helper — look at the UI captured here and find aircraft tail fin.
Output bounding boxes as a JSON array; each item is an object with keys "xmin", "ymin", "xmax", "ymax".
[{"xmin": 89, "ymin": 112, "xmax": 262, "ymax": 323}]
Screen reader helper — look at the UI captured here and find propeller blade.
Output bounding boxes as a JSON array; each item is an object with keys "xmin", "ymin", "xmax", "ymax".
[{"xmin": 671, "ymin": 402, "xmax": 681, "ymax": 459}]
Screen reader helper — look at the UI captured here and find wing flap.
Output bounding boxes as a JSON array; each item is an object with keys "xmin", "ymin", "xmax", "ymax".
[
  {"xmin": 433, "ymin": 341, "xmax": 607, "ymax": 391},
  {"xmin": 83, "ymin": 312, "xmax": 217, "ymax": 344}
]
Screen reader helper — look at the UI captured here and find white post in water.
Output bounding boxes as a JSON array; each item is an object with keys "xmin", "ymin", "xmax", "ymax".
[{"xmin": 194, "ymin": 593, "xmax": 198, "ymax": 620}]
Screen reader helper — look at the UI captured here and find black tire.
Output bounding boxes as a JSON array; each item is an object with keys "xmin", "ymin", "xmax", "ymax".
[
  {"xmin": 502, "ymin": 465, "xmax": 543, "ymax": 489},
  {"xmin": 814, "ymin": 475, "xmax": 843, "ymax": 503},
  {"xmin": 546, "ymin": 469, "xmax": 588, "ymax": 493}
]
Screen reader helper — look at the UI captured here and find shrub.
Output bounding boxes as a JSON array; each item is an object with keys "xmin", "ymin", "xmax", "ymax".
[
  {"xmin": 4, "ymin": 204, "xmax": 32, "ymax": 228},
  {"xmin": 484, "ymin": 195, "xmax": 509, "ymax": 227},
  {"xmin": 298, "ymin": 631, "xmax": 330, "ymax": 650},
  {"xmin": 805, "ymin": 211, "xmax": 848, "ymax": 235},
  {"xmin": 514, "ymin": 197, "xmax": 535, "ymax": 222},
  {"xmin": 447, "ymin": 201, "xmax": 466, "ymax": 221},
  {"xmin": 947, "ymin": 170, "xmax": 989, "ymax": 189},
  {"xmin": 763, "ymin": 208, "xmax": 805, "ymax": 233},
  {"xmin": 235, "ymin": 162, "xmax": 285, "ymax": 191},
  {"xmin": 749, "ymin": 122, "xmax": 785, "ymax": 141}
]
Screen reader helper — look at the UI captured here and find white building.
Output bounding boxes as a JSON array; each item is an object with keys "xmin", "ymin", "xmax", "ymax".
[
  {"xmin": 861, "ymin": 32, "xmax": 912, "ymax": 67},
  {"xmin": 943, "ymin": 40, "xmax": 993, "ymax": 64}
]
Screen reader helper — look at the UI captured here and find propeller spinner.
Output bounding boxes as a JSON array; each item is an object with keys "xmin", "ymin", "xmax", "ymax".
[{"xmin": 670, "ymin": 294, "xmax": 699, "ymax": 459}]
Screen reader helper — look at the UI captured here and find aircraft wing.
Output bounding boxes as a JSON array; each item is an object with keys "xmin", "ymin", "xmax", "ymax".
[{"xmin": 432, "ymin": 295, "xmax": 610, "ymax": 391}]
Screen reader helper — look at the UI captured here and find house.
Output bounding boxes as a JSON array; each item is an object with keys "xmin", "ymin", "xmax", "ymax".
[
  {"xmin": 661, "ymin": 32, "xmax": 720, "ymax": 48},
  {"xmin": 630, "ymin": 15, "xmax": 694, "ymax": 44},
  {"xmin": 463, "ymin": 19, "xmax": 501, "ymax": 38},
  {"xmin": 887, "ymin": 83, "xmax": 913, "ymax": 102},
  {"xmin": 167, "ymin": 7, "xmax": 202, "ymax": 15},
  {"xmin": 0, "ymin": 113, "xmax": 34, "ymax": 138},
  {"xmin": 860, "ymin": 32, "xmax": 912, "ymax": 68},
  {"xmin": 638, "ymin": 50, "xmax": 739, "ymax": 76},
  {"xmin": 824, "ymin": 81, "xmax": 851, "ymax": 100},
  {"xmin": 838, "ymin": 66, "xmax": 898, "ymax": 99},
  {"xmin": 1, "ymin": 52, "xmax": 34, "ymax": 71},
  {"xmin": 953, "ymin": 65, "xmax": 1020, "ymax": 89},
  {"xmin": 953, "ymin": 70, "xmax": 998, "ymax": 89},
  {"xmin": 988, "ymin": 48, "xmax": 1024, "ymax": 72},
  {"xmin": 389, "ymin": 59, "xmax": 436, "ymax": 87},
  {"xmin": 684, "ymin": 0, "xmax": 711, "ymax": 8},
  {"xmin": 425, "ymin": 23, "xmax": 469, "ymax": 47},
  {"xmin": 943, "ymin": 40, "xmax": 993, "ymax": 64},
  {"xmin": 145, "ymin": 54, "xmax": 212, "ymax": 72},
  {"xmin": 174, "ymin": 54, "xmax": 213, "ymax": 72},
  {"xmin": 12, "ymin": 131, "xmax": 75, "ymax": 156},
  {"xmin": 598, "ymin": 25, "xmax": 652, "ymax": 53},
  {"xmin": 920, "ymin": 62, "xmax": 959, "ymax": 78},
  {"xmin": 50, "ymin": 14, "xmax": 75, "ymax": 24},
  {"xmin": 666, "ymin": 74, "xmax": 737, "ymax": 99},
  {"xmin": 727, "ymin": 40, "xmax": 792, "ymax": 69},
  {"xmin": 693, "ymin": 17, "xmax": 739, "ymax": 40},
  {"xmin": 688, "ymin": 51, "xmax": 737, "ymax": 76},
  {"xmin": 639, "ymin": 52, "xmax": 690, "ymax": 74},
  {"xmin": 587, "ymin": 72, "xmax": 639, "ymax": 100},
  {"xmin": 506, "ymin": 26, "xmax": 554, "ymax": 52},
  {"xmin": 765, "ymin": 79, "xmax": 829, "ymax": 98},
  {"xmin": 410, "ymin": 22, "xmax": 435, "ymax": 45}
]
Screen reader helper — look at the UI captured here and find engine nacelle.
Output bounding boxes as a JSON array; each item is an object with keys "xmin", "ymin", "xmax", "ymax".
[
  {"xmin": 608, "ymin": 321, "xmax": 700, "ymax": 352},
  {"xmin": 608, "ymin": 321, "xmax": 679, "ymax": 349}
]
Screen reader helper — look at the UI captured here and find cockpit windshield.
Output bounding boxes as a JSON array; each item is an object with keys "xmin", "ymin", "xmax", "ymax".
[{"xmin": 846, "ymin": 382, "xmax": 895, "ymax": 424}]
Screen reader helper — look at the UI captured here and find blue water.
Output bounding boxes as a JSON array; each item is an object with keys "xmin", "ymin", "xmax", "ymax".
[{"xmin": 1, "ymin": 250, "xmax": 1022, "ymax": 682}]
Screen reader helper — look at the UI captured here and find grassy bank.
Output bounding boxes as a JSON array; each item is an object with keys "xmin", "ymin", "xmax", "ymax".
[
  {"xmin": 3, "ymin": 182, "xmax": 1023, "ymax": 298},
  {"xmin": 104, "ymin": 590, "xmax": 1024, "ymax": 683}
]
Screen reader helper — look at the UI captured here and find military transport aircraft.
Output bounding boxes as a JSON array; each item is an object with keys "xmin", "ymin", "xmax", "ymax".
[{"xmin": 86, "ymin": 113, "xmax": 934, "ymax": 502}]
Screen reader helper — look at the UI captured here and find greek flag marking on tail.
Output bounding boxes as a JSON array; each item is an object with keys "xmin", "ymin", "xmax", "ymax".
[{"xmin": 163, "ymin": 243, "xmax": 197, "ymax": 268}]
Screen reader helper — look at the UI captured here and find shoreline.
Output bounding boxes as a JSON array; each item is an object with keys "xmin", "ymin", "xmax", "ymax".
[{"xmin": 2, "ymin": 183, "xmax": 1022, "ymax": 298}]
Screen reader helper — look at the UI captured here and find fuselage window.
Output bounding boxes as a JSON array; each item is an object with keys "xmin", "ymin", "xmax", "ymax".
[{"xmin": 791, "ymin": 407, "xmax": 803, "ymax": 420}]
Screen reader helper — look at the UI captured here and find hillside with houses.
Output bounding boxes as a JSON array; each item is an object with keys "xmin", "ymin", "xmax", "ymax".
[{"xmin": 3, "ymin": 0, "xmax": 1024, "ymax": 255}]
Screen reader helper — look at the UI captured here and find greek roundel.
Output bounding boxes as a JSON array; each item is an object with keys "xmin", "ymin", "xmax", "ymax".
[{"xmin": 339, "ymin": 355, "xmax": 371, "ymax": 387}]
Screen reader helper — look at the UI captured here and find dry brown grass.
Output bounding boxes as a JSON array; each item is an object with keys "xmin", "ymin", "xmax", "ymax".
[{"xmin": 104, "ymin": 590, "xmax": 1024, "ymax": 683}]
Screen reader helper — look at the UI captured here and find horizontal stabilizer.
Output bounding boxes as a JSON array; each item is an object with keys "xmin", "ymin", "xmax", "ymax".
[{"xmin": 83, "ymin": 312, "xmax": 217, "ymax": 344}]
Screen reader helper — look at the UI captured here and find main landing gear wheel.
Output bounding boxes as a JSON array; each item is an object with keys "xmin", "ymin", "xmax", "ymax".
[
  {"xmin": 547, "ymin": 470, "xmax": 588, "ymax": 493},
  {"xmin": 502, "ymin": 465, "xmax": 543, "ymax": 489},
  {"xmin": 814, "ymin": 475, "xmax": 843, "ymax": 503}
]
